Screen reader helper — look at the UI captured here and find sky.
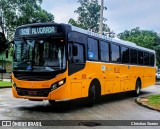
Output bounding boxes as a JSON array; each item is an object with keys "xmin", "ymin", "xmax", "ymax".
[{"xmin": 41, "ymin": 0, "xmax": 160, "ymax": 34}]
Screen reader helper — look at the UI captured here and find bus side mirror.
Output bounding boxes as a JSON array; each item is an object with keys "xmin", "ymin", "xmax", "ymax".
[
  {"xmin": 72, "ymin": 45, "xmax": 78, "ymax": 56},
  {"xmin": 6, "ymin": 49, "xmax": 8, "ymax": 59}
]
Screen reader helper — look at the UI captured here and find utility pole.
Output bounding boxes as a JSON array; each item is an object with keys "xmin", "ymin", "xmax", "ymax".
[{"xmin": 99, "ymin": 0, "xmax": 104, "ymax": 34}]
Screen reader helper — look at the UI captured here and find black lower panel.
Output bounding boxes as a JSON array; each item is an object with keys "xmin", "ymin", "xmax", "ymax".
[
  {"xmin": 16, "ymin": 88, "xmax": 51, "ymax": 97},
  {"xmin": 68, "ymin": 63, "xmax": 85, "ymax": 76}
]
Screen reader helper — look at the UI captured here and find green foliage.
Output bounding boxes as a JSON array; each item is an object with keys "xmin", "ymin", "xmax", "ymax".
[
  {"xmin": 118, "ymin": 27, "xmax": 160, "ymax": 48},
  {"xmin": 9, "ymin": 47, "xmax": 13, "ymax": 57},
  {"xmin": 68, "ymin": 18, "xmax": 84, "ymax": 29},
  {"xmin": 0, "ymin": 49, "xmax": 12, "ymax": 62},
  {"xmin": 148, "ymin": 94, "xmax": 160, "ymax": 105},
  {"xmin": 0, "ymin": 0, "xmax": 54, "ymax": 39},
  {"xmin": 148, "ymin": 94, "xmax": 160, "ymax": 109},
  {"xmin": 68, "ymin": 0, "xmax": 110, "ymax": 33},
  {"xmin": 0, "ymin": 81, "xmax": 12, "ymax": 87},
  {"xmin": 118, "ymin": 27, "xmax": 160, "ymax": 67}
]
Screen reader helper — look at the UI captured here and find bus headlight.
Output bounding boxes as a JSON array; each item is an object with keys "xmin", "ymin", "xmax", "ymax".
[
  {"xmin": 51, "ymin": 78, "xmax": 66, "ymax": 91},
  {"xmin": 58, "ymin": 80, "xmax": 65, "ymax": 86}
]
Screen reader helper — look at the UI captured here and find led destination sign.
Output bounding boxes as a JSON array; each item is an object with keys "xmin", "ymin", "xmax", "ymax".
[{"xmin": 19, "ymin": 26, "xmax": 57, "ymax": 35}]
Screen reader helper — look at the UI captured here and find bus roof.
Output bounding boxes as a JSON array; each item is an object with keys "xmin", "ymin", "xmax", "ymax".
[
  {"xmin": 16, "ymin": 22, "xmax": 56, "ymax": 28},
  {"xmin": 71, "ymin": 25, "xmax": 155, "ymax": 53}
]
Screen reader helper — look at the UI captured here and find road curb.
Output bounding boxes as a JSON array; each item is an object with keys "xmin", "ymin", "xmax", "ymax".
[
  {"xmin": 135, "ymin": 97, "xmax": 160, "ymax": 112},
  {"xmin": 0, "ymin": 86, "xmax": 12, "ymax": 89}
]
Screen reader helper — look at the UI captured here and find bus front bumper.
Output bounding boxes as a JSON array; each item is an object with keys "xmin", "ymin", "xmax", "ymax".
[{"xmin": 12, "ymin": 84, "xmax": 69, "ymax": 101}]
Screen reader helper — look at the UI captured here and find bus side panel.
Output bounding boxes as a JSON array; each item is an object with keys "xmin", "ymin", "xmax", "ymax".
[
  {"xmin": 129, "ymin": 66, "xmax": 155, "ymax": 90},
  {"xmin": 68, "ymin": 66, "xmax": 86, "ymax": 99},
  {"xmin": 141, "ymin": 67, "xmax": 156, "ymax": 88},
  {"xmin": 119, "ymin": 65, "xmax": 131, "ymax": 92},
  {"xmin": 67, "ymin": 63, "xmax": 156, "ymax": 100},
  {"xmin": 129, "ymin": 66, "xmax": 142, "ymax": 90},
  {"xmin": 68, "ymin": 61, "xmax": 105, "ymax": 99}
]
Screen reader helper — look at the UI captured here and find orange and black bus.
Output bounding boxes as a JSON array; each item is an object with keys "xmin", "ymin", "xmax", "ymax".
[{"xmin": 12, "ymin": 23, "xmax": 156, "ymax": 105}]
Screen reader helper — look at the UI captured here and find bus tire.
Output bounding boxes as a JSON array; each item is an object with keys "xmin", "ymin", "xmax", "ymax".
[
  {"xmin": 49, "ymin": 100, "xmax": 56, "ymax": 105},
  {"xmin": 132, "ymin": 79, "xmax": 141, "ymax": 97},
  {"xmin": 87, "ymin": 80, "xmax": 101, "ymax": 107},
  {"xmin": 87, "ymin": 85, "xmax": 96, "ymax": 107}
]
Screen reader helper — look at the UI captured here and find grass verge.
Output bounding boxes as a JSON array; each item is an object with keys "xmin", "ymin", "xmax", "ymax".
[
  {"xmin": 0, "ymin": 81, "xmax": 12, "ymax": 87},
  {"xmin": 148, "ymin": 94, "xmax": 160, "ymax": 109},
  {"xmin": 137, "ymin": 94, "xmax": 160, "ymax": 111}
]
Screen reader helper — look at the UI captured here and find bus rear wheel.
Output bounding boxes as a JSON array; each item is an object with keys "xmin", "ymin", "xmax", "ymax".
[{"xmin": 132, "ymin": 79, "xmax": 141, "ymax": 97}]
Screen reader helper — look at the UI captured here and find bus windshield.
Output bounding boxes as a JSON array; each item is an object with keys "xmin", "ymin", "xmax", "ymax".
[{"xmin": 13, "ymin": 38, "xmax": 66, "ymax": 72}]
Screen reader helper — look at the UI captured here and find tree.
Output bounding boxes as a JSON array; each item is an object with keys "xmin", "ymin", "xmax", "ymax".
[
  {"xmin": 118, "ymin": 27, "xmax": 160, "ymax": 49},
  {"xmin": 68, "ymin": 0, "xmax": 110, "ymax": 33},
  {"xmin": 118, "ymin": 27, "xmax": 160, "ymax": 48},
  {"xmin": 0, "ymin": 0, "xmax": 54, "ymax": 40},
  {"xmin": 0, "ymin": 32, "xmax": 7, "ymax": 52},
  {"xmin": 118, "ymin": 27, "xmax": 160, "ymax": 67}
]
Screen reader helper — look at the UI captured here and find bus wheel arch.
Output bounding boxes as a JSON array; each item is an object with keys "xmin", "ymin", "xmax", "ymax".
[{"xmin": 87, "ymin": 78, "xmax": 101, "ymax": 106}]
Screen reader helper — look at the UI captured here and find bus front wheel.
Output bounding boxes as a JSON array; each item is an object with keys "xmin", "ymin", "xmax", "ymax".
[{"xmin": 87, "ymin": 85, "xmax": 96, "ymax": 107}]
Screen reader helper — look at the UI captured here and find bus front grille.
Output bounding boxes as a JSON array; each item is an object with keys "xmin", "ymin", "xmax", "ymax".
[{"xmin": 16, "ymin": 88, "xmax": 51, "ymax": 97}]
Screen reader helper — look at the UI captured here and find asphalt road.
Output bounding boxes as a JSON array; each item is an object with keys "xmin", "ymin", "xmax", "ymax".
[{"xmin": 0, "ymin": 85, "xmax": 160, "ymax": 129}]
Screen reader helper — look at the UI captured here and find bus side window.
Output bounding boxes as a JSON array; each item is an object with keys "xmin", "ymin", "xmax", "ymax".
[
  {"xmin": 121, "ymin": 46, "xmax": 129, "ymax": 64},
  {"xmin": 100, "ymin": 41, "xmax": 109, "ymax": 62},
  {"xmin": 138, "ymin": 50, "xmax": 143, "ymax": 65},
  {"xmin": 88, "ymin": 38, "xmax": 98, "ymax": 61},
  {"xmin": 73, "ymin": 43, "xmax": 84, "ymax": 63},
  {"xmin": 111, "ymin": 44, "xmax": 120, "ymax": 63},
  {"xmin": 130, "ymin": 49, "xmax": 138, "ymax": 64},
  {"xmin": 144, "ymin": 52, "xmax": 149, "ymax": 66},
  {"xmin": 68, "ymin": 43, "xmax": 85, "ymax": 64},
  {"xmin": 149, "ymin": 53, "xmax": 155, "ymax": 66}
]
